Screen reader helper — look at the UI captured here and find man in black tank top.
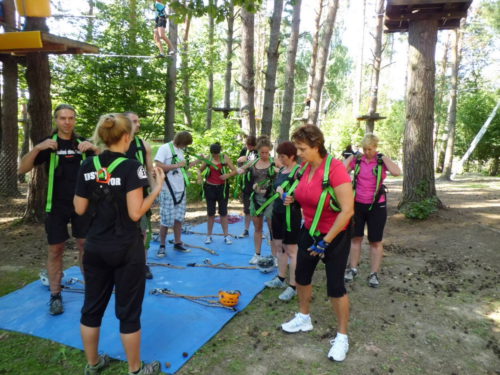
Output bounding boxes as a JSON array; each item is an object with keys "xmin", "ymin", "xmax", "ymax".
[{"xmin": 125, "ymin": 112, "xmax": 155, "ymax": 279}]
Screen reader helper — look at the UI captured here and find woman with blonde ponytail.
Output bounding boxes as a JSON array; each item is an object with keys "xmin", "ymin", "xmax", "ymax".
[{"xmin": 74, "ymin": 113, "xmax": 165, "ymax": 375}]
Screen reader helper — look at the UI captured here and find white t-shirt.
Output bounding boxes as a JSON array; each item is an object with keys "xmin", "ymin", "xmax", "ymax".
[{"xmin": 155, "ymin": 142, "xmax": 186, "ymax": 193}]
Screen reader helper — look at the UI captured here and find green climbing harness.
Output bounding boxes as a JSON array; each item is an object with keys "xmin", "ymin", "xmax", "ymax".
[
  {"xmin": 201, "ymin": 154, "xmax": 230, "ymax": 200},
  {"xmin": 352, "ymin": 153, "xmax": 385, "ymax": 211},
  {"xmin": 45, "ymin": 135, "xmax": 87, "ymax": 213},
  {"xmin": 308, "ymin": 155, "xmax": 341, "ymax": 237}
]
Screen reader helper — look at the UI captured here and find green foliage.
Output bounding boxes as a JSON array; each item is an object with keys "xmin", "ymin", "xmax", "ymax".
[
  {"xmin": 400, "ymin": 181, "xmax": 439, "ymax": 220},
  {"xmin": 376, "ymin": 100, "xmax": 406, "ymax": 160}
]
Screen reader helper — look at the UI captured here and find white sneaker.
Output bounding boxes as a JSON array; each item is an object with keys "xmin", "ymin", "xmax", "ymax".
[
  {"xmin": 264, "ymin": 276, "xmax": 287, "ymax": 289},
  {"xmin": 281, "ymin": 313, "xmax": 313, "ymax": 333},
  {"xmin": 224, "ymin": 235, "xmax": 233, "ymax": 245},
  {"xmin": 273, "ymin": 256, "xmax": 278, "ymax": 268},
  {"xmin": 204, "ymin": 236, "xmax": 213, "ymax": 244},
  {"xmin": 249, "ymin": 254, "xmax": 261, "ymax": 265},
  {"xmin": 279, "ymin": 286, "xmax": 297, "ymax": 301},
  {"xmin": 328, "ymin": 335, "xmax": 349, "ymax": 362}
]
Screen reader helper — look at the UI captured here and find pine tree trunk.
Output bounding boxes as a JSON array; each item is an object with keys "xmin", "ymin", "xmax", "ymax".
[
  {"xmin": 0, "ymin": 0, "xmax": 19, "ymax": 197},
  {"xmin": 181, "ymin": 11, "xmax": 193, "ymax": 127},
  {"xmin": 365, "ymin": 0, "xmax": 385, "ymax": 134},
  {"xmin": 24, "ymin": 17, "xmax": 52, "ymax": 222},
  {"xmin": 86, "ymin": 0, "xmax": 95, "ymax": 42},
  {"xmin": 354, "ymin": 0, "xmax": 367, "ymax": 116},
  {"xmin": 164, "ymin": 12, "xmax": 177, "ymax": 142},
  {"xmin": 206, "ymin": 0, "xmax": 217, "ymax": 130},
  {"xmin": 306, "ymin": 0, "xmax": 324, "ymax": 102},
  {"xmin": 441, "ymin": 30, "xmax": 461, "ymax": 180},
  {"xmin": 279, "ymin": 0, "xmax": 302, "ymax": 142},
  {"xmin": 223, "ymin": 3, "xmax": 235, "ymax": 119},
  {"xmin": 240, "ymin": 7, "xmax": 256, "ymax": 137},
  {"xmin": 18, "ymin": 102, "xmax": 30, "ymax": 184},
  {"xmin": 261, "ymin": 0, "xmax": 284, "ymax": 137},
  {"xmin": 400, "ymin": 19, "xmax": 440, "ymax": 208},
  {"xmin": 307, "ymin": 0, "xmax": 339, "ymax": 126},
  {"xmin": 434, "ymin": 32, "xmax": 450, "ymax": 155}
]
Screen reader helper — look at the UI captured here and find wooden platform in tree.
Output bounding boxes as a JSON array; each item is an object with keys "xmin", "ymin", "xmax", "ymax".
[
  {"xmin": 384, "ymin": 0, "xmax": 472, "ymax": 33},
  {"xmin": 356, "ymin": 113, "xmax": 387, "ymax": 122},
  {"xmin": 0, "ymin": 31, "xmax": 99, "ymax": 55}
]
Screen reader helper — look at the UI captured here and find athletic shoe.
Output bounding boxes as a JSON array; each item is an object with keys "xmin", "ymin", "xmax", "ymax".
[
  {"xmin": 84, "ymin": 354, "xmax": 110, "ymax": 375},
  {"xmin": 129, "ymin": 361, "xmax": 161, "ymax": 375},
  {"xmin": 145, "ymin": 265, "xmax": 153, "ymax": 280},
  {"xmin": 281, "ymin": 313, "xmax": 313, "ymax": 333},
  {"xmin": 344, "ymin": 267, "xmax": 358, "ymax": 283},
  {"xmin": 328, "ymin": 335, "xmax": 349, "ymax": 362},
  {"xmin": 168, "ymin": 50, "xmax": 176, "ymax": 56},
  {"xmin": 240, "ymin": 229, "xmax": 249, "ymax": 238},
  {"xmin": 174, "ymin": 243, "xmax": 190, "ymax": 252},
  {"xmin": 156, "ymin": 53, "xmax": 165, "ymax": 58},
  {"xmin": 157, "ymin": 245, "xmax": 166, "ymax": 258},
  {"xmin": 279, "ymin": 286, "xmax": 297, "ymax": 301},
  {"xmin": 264, "ymin": 276, "xmax": 287, "ymax": 289},
  {"xmin": 368, "ymin": 272, "xmax": 380, "ymax": 288},
  {"xmin": 273, "ymin": 256, "xmax": 278, "ymax": 268},
  {"xmin": 204, "ymin": 236, "xmax": 213, "ymax": 244},
  {"xmin": 49, "ymin": 293, "xmax": 64, "ymax": 315},
  {"xmin": 249, "ymin": 254, "xmax": 261, "ymax": 265},
  {"xmin": 224, "ymin": 235, "xmax": 233, "ymax": 245}
]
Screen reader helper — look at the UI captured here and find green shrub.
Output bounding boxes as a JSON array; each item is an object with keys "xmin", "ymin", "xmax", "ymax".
[{"xmin": 401, "ymin": 197, "xmax": 439, "ymax": 220}]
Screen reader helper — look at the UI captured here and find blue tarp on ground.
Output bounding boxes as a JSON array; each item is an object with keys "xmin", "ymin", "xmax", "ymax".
[{"xmin": 0, "ymin": 216, "xmax": 274, "ymax": 374}]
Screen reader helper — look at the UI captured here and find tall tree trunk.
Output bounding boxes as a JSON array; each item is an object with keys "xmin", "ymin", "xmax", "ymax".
[
  {"xmin": 240, "ymin": 7, "xmax": 256, "ymax": 136},
  {"xmin": 260, "ymin": 0, "xmax": 284, "ymax": 137},
  {"xmin": 24, "ymin": 17, "xmax": 52, "ymax": 222},
  {"xmin": 306, "ymin": 0, "xmax": 324, "ymax": 101},
  {"xmin": 307, "ymin": 0, "xmax": 339, "ymax": 126},
  {"xmin": 86, "ymin": 0, "xmax": 95, "ymax": 42},
  {"xmin": 19, "ymin": 102, "xmax": 30, "ymax": 184},
  {"xmin": 400, "ymin": 19, "xmax": 440, "ymax": 208},
  {"xmin": 181, "ymin": 7, "xmax": 193, "ymax": 127},
  {"xmin": 354, "ymin": 0, "xmax": 367, "ymax": 116},
  {"xmin": 164, "ymin": 12, "xmax": 177, "ymax": 142},
  {"xmin": 223, "ymin": 3, "xmax": 235, "ymax": 119},
  {"xmin": 365, "ymin": 0, "xmax": 385, "ymax": 133},
  {"xmin": 0, "ymin": 0, "xmax": 19, "ymax": 196},
  {"xmin": 442, "ymin": 30, "xmax": 461, "ymax": 180},
  {"xmin": 206, "ymin": 0, "xmax": 217, "ymax": 130},
  {"xmin": 279, "ymin": 0, "xmax": 302, "ymax": 142}
]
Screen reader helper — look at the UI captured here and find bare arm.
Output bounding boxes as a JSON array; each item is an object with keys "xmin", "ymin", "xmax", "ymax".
[
  {"xmin": 143, "ymin": 140, "xmax": 155, "ymax": 187},
  {"xmin": 73, "ymin": 195, "xmax": 89, "ymax": 216},
  {"xmin": 343, "ymin": 155, "xmax": 354, "ymax": 173},
  {"xmin": 18, "ymin": 138, "xmax": 57, "ymax": 174},
  {"xmin": 155, "ymin": 159, "xmax": 186, "ymax": 173},
  {"xmin": 127, "ymin": 167, "xmax": 165, "ymax": 221},
  {"xmin": 221, "ymin": 155, "xmax": 238, "ymax": 179},
  {"xmin": 382, "ymin": 155, "xmax": 402, "ymax": 176}
]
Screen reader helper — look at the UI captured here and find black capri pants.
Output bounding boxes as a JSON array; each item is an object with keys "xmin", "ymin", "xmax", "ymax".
[
  {"xmin": 204, "ymin": 183, "xmax": 229, "ymax": 217},
  {"xmin": 353, "ymin": 201, "xmax": 387, "ymax": 242},
  {"xmin": 295, "ymin": 225, "xmax": 351, "ymax": 298},
  {"xmin": 271, "ymin": 205, "xmax": 302, "ymax": 245},
  {"xmin": 81, "ymin": 234, "xmax": 146, "ymax": 334},
  {"xmin": 155, "ymin": 16, "xmax": 167, "ymax": 28}
]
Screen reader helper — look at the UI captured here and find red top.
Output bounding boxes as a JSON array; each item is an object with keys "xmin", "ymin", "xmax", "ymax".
[
  {"xmin": 294, "ymin": 157, "xmax": 351, "ymax": 235},
  {"xmin": 207, "ymin": 161, "xmax": 225, "ymax": 185}
]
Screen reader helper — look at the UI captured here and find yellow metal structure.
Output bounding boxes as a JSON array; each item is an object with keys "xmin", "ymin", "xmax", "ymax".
[
  {"xmin": 0, "ymin": 31, "xmax": 43, "ymax": 50},
  {"xmin": 15, "ymin": 0, "xmax": 51, "ymax": 17}
]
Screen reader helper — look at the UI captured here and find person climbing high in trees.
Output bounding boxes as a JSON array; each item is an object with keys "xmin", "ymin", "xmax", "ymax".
[{"xmin": 153, "ymin": 0, "xmax": 175, "ymax": 57}]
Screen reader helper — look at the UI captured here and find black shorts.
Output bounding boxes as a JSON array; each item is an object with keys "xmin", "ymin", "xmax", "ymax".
[
  {"xmin": 45, "ymin": 201, "xmax": 91, "ymax": 245},
  {"xmin": 243, "ymin": 192, "xmax": 251, "ymax": 215},
  {"xmin": 204, "ymin": 183, "xmax": 229, "ymax": 217},
  {"xmin": 155, "ymin": 16, "xmax": 166, "ymax": 28},
  {"xmin": 81, "ymin": 234, "xmax": 145, "ymax": 334},
  {"xmin": 295, "ymin": 225, "xmax": 351, "ymax": 298},
  {"xmin": 271, "ymin": 206, "xmax": 301, "ymax": 245},
  {"xmin": 353, "ymin": 201, "xmax": 387, "ymax": 242}
]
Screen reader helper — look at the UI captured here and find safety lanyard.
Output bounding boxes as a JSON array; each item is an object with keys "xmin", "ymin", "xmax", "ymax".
[
  {"xmin": 255, "ymin": 164, "xmax": 299, "ymax": 216},
  {"xmin": 45, "ymin": 135, "xmax": 86, "ymax": 213},
  {"xmin": 309, "ymin": 155, "xmax": 341, "ymax": 237},
  {"xmin": 169, "ymin": 142, "xmax": 190, "ymax": 187},
  {"xmin": 369, "ymin": 158, "xmax": 384, "ymax": 210}
]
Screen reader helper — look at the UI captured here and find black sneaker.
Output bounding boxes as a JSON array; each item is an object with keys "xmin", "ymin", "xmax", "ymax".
[
  {"xmin": 241, "ymin": 229, "xmax": 249, "ymax": 238},
  {"xmin": 145, "ymin": 265, "xmax": 153, "ymax": 280},
  {"xmin": 84, "ymin": 354, "xmax": 110, "ymax": 375},
  {"xmin": 173, "ymin": 243, "xmax": 190, "ymax": 252},
  {"xmin": 129, "ymin": 360, "xmax": 161, "ymax": 375},
  {"xmin": 49, "ymin": 293, "xmax": 64, "ymax": 315}
]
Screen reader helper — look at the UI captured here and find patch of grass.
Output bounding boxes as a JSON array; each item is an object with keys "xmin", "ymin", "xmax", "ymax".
[
  {"xmin": 0, "ymin": 268, "xmax": 38, "ymax": 296},
  {"xmin": 463, "ymin": 183, "xmax": 489, "ymax": 189}
]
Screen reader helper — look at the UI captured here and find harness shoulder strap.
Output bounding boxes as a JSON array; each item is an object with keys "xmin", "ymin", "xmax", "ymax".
[
  {"xmin": 45, "ymin": 134, "xmax": 59, "ymax": 213},
  {"xmin": 134, "ymin": 136, "xmax": 146, "ymax": 166}
]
